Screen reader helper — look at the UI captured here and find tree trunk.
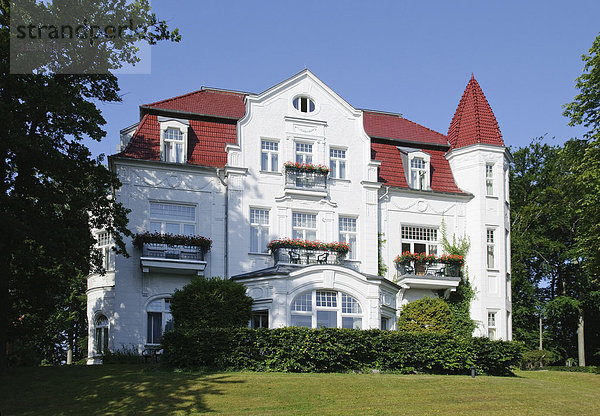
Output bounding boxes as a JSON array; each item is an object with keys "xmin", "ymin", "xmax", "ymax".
[
  {"xmin": 578, "ymin": 311, "xmax": 585, "ymax": 367},
  {"xmin": 539, "ymin": 312, "xmax": 543, "ymax": 350}
]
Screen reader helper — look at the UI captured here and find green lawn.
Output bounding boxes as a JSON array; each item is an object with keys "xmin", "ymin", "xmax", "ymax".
[{"xmin": 1, "ymin": 365, "xmax": 599, "ymax": 415}]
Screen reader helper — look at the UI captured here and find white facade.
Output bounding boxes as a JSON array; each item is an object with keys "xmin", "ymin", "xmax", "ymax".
[{"xmin": 87, "ymin": 70, "xmax": 511, "ymax": 363}]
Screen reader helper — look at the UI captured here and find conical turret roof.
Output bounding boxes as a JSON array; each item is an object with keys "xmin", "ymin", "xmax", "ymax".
[{"xmin": 447, "ymin": 75, "xmax": 504, "ymax": 149}]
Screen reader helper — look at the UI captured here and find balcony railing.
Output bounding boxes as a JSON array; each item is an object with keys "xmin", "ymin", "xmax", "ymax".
[
  {"xmin": 395, "ymin": 262, "xmax": 461, "ymax": 292},
  {"xmin": 140, "ymin": 243, "xmax": 207, "ymax": 275},
  {"xmin": 285, "ymin": 170, "xmax": 327, "ymax": 191},
  {"xmin": 272, "ymin": 248, "xmax": 345, "ymax": 265},
  {"xmin": 142, "ymin": 243, "xmax": 205, "ymax": 261},
  {"xmin": 396, "ymin": 262, "xmax": 461, "ymax": 278}
]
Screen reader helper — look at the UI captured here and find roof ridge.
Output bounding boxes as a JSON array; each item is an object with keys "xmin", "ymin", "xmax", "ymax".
[{"xmin": 145, "ymin": 89, "xmax": 205, "ymax": 107}]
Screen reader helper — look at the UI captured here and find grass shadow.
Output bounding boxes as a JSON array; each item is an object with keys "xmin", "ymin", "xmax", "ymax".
[{"xmin": 0, "ymin": 364, "xmax": 245, "ymax": 415}]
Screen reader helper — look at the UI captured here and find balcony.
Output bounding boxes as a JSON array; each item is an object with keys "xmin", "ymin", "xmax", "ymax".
[
  {"xmin": 140, "ymin": 243, "xmax": 207, "ymax": 276},
  {"xmin": 272, "ymin": 247, "xmax": 345, "ymax": 265},
  {"xmin": 284, "ymin": 165, "xmax": 328, "ymax": 197},
  {"xmin": 396, "ymin": 262, "xmax": 461, "ymax": 292}
]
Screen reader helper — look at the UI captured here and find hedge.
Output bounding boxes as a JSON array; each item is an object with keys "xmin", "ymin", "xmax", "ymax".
[{"xmin": 162, "ymin": 327, "xmax": 523, "ymax": 376}]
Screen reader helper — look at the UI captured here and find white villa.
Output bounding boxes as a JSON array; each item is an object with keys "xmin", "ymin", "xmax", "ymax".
[{"xmin": 87, "ymin": 70, "xmax": 511, "ymax": 364}]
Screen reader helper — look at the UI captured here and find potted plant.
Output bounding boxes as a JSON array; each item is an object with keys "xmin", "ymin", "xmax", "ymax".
[
  {"xmin": 439, "ymin": 254, "xmax": 464, "ymax": 276},
  {"xmin": 283, "ymin": 161, "xmax": 330, "ymax": 174}
]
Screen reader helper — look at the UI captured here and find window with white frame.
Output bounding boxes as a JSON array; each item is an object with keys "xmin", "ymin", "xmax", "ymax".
[
  {"xmin": 147, "ymin": 298, "xmax": 173, "ymax": 345},
  {"xmin": 339, "ymin": 217, "xmax": 357, "ymax": 260},
  {"xmin": 293, "ymin": 96, "xmax": 315, "ymax": 113},
  {"xmin": 487, "ymin": 229, "xmax": 495, "ymax": 269},
  {"xmin": 292, "ymin": 212, "xmax": 317, "ymax": 240},
  {"xmin": 162, "ymin": 128, "xmax": 185, "ymax": 163},
  {"xmin": 149, "ymin": 202, "xmax": 196, "ymax": 236},
  {"xmin": 487, "ymin": 311, "xmax": 497, "ymax": 340},
  {"xmin": 295, "ymin": 142, "xmax": 313, "ymax": 164},
  {"xmin": 330, "ymin": 148, "xmax": 347, "ymax": 179},
  {"xmin": 261, "ymin": 140, "xmax": 279, "ymax": 172},
  {"xmin": 95, "ymin": 314, "xmax": 109, "ymax": 354},
  {"xmin": 486, "ymin": 163, "xmax": 494, "ymax": 196},
  {"xmin": 410, "ymin": 157, "xmax": 427, "ymax": 190},
  {"xmin": 401, "ymin": 225, "xmax": 438, "ymax": 274},
  {"xmin": 251, "ymin": 310, "xmax": 269, "ymax": 328},
  {"xmin": 290, "ymin": 290, "xmax": 363, "ymax": 329},
  {"xmin": 97, "ymin": 231, "xmax": 112, "ymax": 271},
  {"xmin": 250, "ymin": 208, "xmax": 270, "ymax": 253}
]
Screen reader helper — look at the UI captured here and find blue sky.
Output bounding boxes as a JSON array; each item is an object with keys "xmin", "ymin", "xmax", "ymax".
[{"xmin": 92, "ymin": 0, "xmax": 600, "ymax": 158}]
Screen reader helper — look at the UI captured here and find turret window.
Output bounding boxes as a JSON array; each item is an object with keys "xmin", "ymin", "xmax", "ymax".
[{"xmin": 486, "ymin": 163, "xmax": 494, "ymax": 196}]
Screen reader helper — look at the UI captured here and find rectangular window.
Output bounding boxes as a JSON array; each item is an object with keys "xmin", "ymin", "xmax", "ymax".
[
  {"xmin": 97, "ymin": 231, "xmax": 112, "ymax": 270},
  {"xmin": 486, "ymin": 163, "xmax": 494, "ymax": 196},
  {"xmin": 261, "ymin": 140, "xmax": 279, "ymax": 172},
  {"xmin": 291, "ymin": 315, "xmax": 312, "ymax": 327},
  {"xmin": 316, "ymin": 291, "xmax": 337, "ymax": 307},
  {"xmin": 339, "ymin": 217, "xmax": 357, "ymax": 260},
  {"xmin": 295, "ymin": 142, "xmax": 313, "ymax": 164},
  {"xmin": 163, "ymin": 128, "xmax": 185, "ymax": 163},
  {"xmin": 149, "ymin": 202, "xmax": 196, "ymax": 236},
  {"xmin": 251, "ymin": 310, "xmax": 269, "ymax": 329},
  {"xmin": 317, "ymin": 310, "xmax": 337, "ymax": 328},
  {"xmin": 292, "ymin": 212, "xmax": 317, "ymax": 240},
  {"xmin": 147, "ymin": 312, "xmax": 162, "ymax": 344},
  {"xmin": 381, "ymin": 317, "xmax": 389, "ymax": 330},
  {"xmin": 410, "ymin": 157, "xmax": 427, "ymax": 189},
  {"xmin": 330, "ymin": 148, "xmax": 347, "ymax": 179},
  {"xmin": 401, "ymin": 225, "xmax": 438, "ymax": 274},
  {"xmin": 250, "ymin": 208, "xmax": 270, "ymax": 253},
  {"xmin": 488, "ymin": 311, "xmax": 497, "ymax": 340},
  {"xmin": 487, "ymin": 229, "xmax": 495, "ymax": 269}
]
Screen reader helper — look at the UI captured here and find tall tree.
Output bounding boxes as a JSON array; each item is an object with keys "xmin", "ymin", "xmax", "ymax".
[
  {"xmin": 563, "ymin": 31, "xmax": 600, "ymax": 365},
  {"xmin": 0, "ymin": 0, "xmax": 180, "ymax": 369}
]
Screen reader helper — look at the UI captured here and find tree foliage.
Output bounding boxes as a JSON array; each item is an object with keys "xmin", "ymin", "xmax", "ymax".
[
  {"xmin": 170, "ymin": 277, "xmax": 253, "ymax": 332},
  {"xmin": 0, "ymin": 0, "xmax": 179, "ymax": 368},
  {"xmin": 510, "ymin": 138, "xmax": 600, "ymax": 363}
]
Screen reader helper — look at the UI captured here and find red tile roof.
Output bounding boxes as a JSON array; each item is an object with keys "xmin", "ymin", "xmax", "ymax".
[
  {"xmin": 119, "ymin": 115, "xmax": 237, "ymax": 168},
  {"xmin": 363, "ymin": 111, "xmax": 449, "ymax": 146},
  {"xmin": 119, "ymin": 86, "xmax": 467, "ymax": 193},
  {"xmin": 144, "ymin": 88, "xmax": 246, "ymax": 119},
  {"xmin": 447, "ymin": 75, "xmax": 504, "ymax": 149},
  {"xmin": 371, "ymin": 141, "xmax": 465, "ymax": 194}
]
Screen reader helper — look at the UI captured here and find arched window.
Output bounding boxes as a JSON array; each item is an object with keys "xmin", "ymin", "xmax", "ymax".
[
  {"xmin": 290, "ymin": 290, "xmax": 363, "ymax": 329},
  {"xmin": 95, "ymin": 314, "xmax": 109, "ymax": 354},
  {"xmin": 147, "ymin": 298, "xmax": 173, "ymax": 344}
]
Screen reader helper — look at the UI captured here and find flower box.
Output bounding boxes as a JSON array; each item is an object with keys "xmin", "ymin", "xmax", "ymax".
[
  {"xmin": 283, "ymin": 161, "xmax": 330, "ymax": 174},
  {"xmin": 132, "ymin": 232, "xmax": 212, "ymax": 254}
]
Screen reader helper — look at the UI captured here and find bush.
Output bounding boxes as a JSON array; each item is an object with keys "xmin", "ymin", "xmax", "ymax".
[
  {"xmin": 520, "ymin": 349, "xmax": 559, "ymax": 369},
  {"xmin": 170, "ymin": 277, "xmax": 253, "ymax": 331},
  {"xmin": 162, "ymin": 327, "xmax": 523, "ymax": 376},
  {"xmin": 102, "ymin": 347, "xmax": 143, "ymax": 364},
  {"xmin": 397, "ymin": 297, "xmax": 452, "ymax": 333}
]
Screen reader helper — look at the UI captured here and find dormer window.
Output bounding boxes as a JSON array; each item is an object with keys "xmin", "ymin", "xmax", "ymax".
[
  {"xmin": 293, "ymin": 96, "xmax": 315, "ymax": 113},
  {"xmin": 158, "ymin": 117, "xmax": 189, "ymax": 164},
  {"xmin": 410, "ymin": 157, "xmax": 426, "ymax": 190},
  {"xmin": 403, "ymin": 150, "xmax": 431, "ymax": 190}
]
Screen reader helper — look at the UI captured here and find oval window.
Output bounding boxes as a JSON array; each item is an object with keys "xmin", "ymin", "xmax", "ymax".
[{"xmin": 293, "ymin": 96, "xmax": 315, "ymax": 113}]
